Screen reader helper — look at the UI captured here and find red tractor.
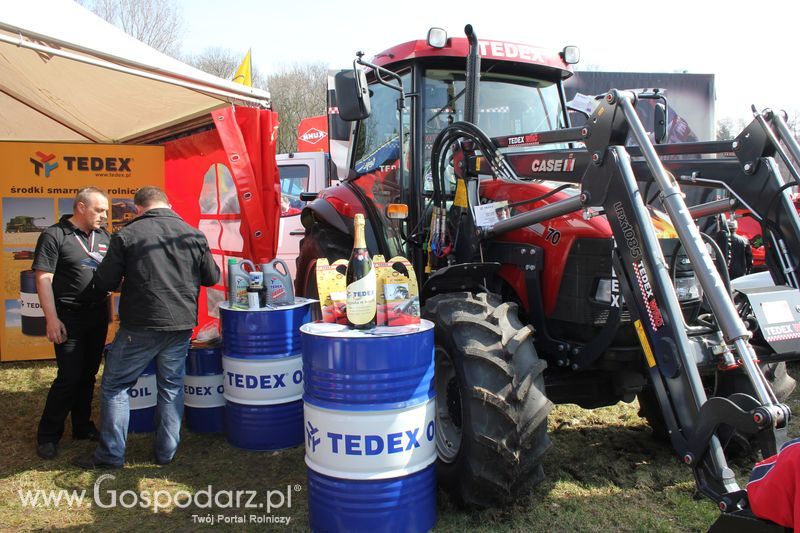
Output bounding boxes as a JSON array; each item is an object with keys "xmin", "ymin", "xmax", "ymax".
[{"xmin": 296, "ymin": 26, "xmax": 800, "ymax": 519}]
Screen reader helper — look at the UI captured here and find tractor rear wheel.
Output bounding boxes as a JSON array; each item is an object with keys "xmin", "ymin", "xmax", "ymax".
[{"xmin": 423, "ymin": 292, "xmax": 552, "ymax": 508}]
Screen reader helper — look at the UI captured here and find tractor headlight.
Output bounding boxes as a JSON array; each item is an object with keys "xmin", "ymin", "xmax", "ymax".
[
  {"xmin": 594, "ymin": 274, "xmax": 702, "ymax": 304},
  {"xmin": 674, "ymin": 274, "xmax": 702, "ymax": 302},
  {"xmin": 427, "ymin": 28, "xmax": 448, "ymax": 49},
  {"xmin": 594, "ymin": 278, "xmax": 622, "ymax": 305}
]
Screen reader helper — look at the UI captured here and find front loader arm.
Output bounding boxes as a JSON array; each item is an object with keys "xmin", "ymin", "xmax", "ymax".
[
  {"xmin": 470, "ymin": 109, "xmax": 800, "ymax": 291},
  {"xmin": 440, "ymin": 89, "xmax": 795, "ymax": 511}
]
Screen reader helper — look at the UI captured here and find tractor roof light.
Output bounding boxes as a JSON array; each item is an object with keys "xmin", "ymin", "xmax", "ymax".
[
  {"xmin": 427, "ymin": 27, "xmax": 448, "ymax": 49},
  {"xmin": 561, "ymin": 45, "xmax": 580, "ymax": 65}
]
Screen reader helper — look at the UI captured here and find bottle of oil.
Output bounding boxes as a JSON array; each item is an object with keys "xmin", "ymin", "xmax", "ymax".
[
  {"xmin": 260, "ymin": 259, "xmax": 295, "ymax": 306},
  {"xmin": 228, "ymin": 258, "xmax": 254, "ymax": 309},
  {"xmin": 345, "ymin": 213, "xmax": 376, "ymax": 329}
]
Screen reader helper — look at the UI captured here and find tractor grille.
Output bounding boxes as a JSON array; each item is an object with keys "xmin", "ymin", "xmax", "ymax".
[
  {"xmin": 549, "ymin": 238, "xmax": 617, "ymax": 326},
  {"xmin": 547, "ymin": 237, "xmax": 698, "ymax": 343}
]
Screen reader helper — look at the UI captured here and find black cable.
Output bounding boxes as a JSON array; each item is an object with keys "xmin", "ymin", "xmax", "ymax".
[
  {"xmin": 506, "ymin": 184, "xmax": 574, "ymax": 209},
  {"xmin": 702, "ymin": 231, "xmax": 733, "ymax": 296},
  {"xmin": 752, "ymin": 180, "xmax": 799, "ymax": 280}
]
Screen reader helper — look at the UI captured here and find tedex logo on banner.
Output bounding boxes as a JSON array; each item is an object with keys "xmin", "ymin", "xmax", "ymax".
[
  {"xmin": 299, "ymin": 128, "xmax": 327, "ymax": 145},
  {"xmin": 30, "ymin": 152, "xmax": 59, "ymax": 177},
  {"xmin": 63, "ymin": 156, "xmax": 132, "ymax": 173},
  {"xmin": 30, "ymin": 152, "xmax": 133, "ymax": 177}
]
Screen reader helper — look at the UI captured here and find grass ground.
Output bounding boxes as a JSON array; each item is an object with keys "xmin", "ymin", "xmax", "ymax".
[{"xmin": 0, "ymin": 361, "xmax": 796, "ymax": 532}]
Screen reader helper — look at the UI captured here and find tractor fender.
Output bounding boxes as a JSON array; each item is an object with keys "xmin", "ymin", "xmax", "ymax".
[
  {"xmin": 300, "ymin": 197, "xmax": 350, "ymax": 235},
  {"xmin": 420, "ymin": 262, "xmax": 501, "ymax": 303}
]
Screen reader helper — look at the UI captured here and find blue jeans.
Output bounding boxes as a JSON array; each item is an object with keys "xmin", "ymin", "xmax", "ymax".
[{"xmin": 94, "ymin": 327, "xmax": 192, "ymax": 466}]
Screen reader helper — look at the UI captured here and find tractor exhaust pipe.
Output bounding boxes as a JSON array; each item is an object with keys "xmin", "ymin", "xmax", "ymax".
[{"xmin": 464, "ymin": 25, "xmax": 480, "ymax": 125}]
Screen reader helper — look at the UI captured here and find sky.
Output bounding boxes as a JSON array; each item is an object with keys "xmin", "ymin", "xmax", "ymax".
[{"xmin": 176, "ymin": 0, "xmax": 799, "ymax": 123}]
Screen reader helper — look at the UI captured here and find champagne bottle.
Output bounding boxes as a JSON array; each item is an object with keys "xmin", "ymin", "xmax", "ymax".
[{"xmin": 346, "ymin": 213, "xmax": 377, "ymax": 329}]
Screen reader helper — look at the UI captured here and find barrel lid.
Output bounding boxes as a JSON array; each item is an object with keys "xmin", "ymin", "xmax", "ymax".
[
  {"xmin": 219, "ymin": 297, "xmax": 317, "ymax": 312},
  {"xmin": 300, "ymin": 319, "xmax": 433, "ymax": 338}
]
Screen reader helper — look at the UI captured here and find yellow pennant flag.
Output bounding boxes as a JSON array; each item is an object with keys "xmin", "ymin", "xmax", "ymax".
[{"xmin": 233, "ymin": 49, "xmax": 252, "ymax": 87}]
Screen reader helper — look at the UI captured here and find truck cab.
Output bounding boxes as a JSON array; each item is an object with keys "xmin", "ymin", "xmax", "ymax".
[{"xmin": 276, "ymin": 151, "xmax": 338, "ymax": 277}]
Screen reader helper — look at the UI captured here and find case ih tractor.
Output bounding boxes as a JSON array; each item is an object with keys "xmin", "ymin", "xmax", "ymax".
[{"xmin": 295, "ymin": 26, "xmax": 800, "ymax": 518}]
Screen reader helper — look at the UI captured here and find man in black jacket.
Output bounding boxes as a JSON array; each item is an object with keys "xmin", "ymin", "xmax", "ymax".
[{"xmin": 75, "ymin": 186, "xmax": 219, "ymax": 469}]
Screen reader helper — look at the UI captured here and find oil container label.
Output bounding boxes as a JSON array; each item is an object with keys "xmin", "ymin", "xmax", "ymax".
[
  {"xmin": 184, "ymin": 374, "xmax": 225, "ymax": 408},
  {"xmin": 128, "ymin": 374, "xmax": 157, "ymax": 409},
  {"xmin": 222, "ymin": 355, "xmax": 303, "ymax": 405},
  {"xmin": 303, "ymin": 399, "xmax": 436, "ymax": 480},
  {"xmin": 19, "ymin": 292, "xmax": 44, "ymax": 318}
]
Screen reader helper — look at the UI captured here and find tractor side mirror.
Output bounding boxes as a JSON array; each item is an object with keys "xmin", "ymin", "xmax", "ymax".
[
  {"xmin": 335, "ymin": 69, "xmax": 371, "ymax": 122},
  {"xmin": 654, "ymin": 102, "xmax": 668, "ymax": 144}
]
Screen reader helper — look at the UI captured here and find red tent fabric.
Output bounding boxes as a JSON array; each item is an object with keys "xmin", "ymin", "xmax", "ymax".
[{"xmin": 164, "ymin": 106, "xmax": 280, "ymax": 335}]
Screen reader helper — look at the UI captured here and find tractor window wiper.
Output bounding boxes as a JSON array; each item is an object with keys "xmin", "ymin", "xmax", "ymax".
[{"xmin": 427, "ymin": 88, "xmax": 466, "ymax": 125}]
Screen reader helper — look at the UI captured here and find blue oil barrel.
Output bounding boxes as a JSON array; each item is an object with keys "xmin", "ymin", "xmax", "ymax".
[
  {"xmin": 220, "ymin": 299, "xmax": 312, "ymax": 451},
  {"xmin": 184, "ymin": 341, "xmax": 225, "ymax": 433},
  {"xmin": 19, "ymin": 270, "xmax": 46, "ymax": 336},
  {"xmin": 128, "ymin": 359, "xmax": 156, "ymax": 433},
  {"xmin": 301, "ymin": 321, "xmax": 437, "ymax": 533}
]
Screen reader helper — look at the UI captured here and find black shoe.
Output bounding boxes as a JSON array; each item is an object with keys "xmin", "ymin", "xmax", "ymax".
[
  {"xmin": 73, "ymin": 427, "xmax": 100, "ymax": 442},
  {"xmin": 37, "ymin": 442, "xmax": 58, "ymax": 460},
  {"xmin": 154, "ymin": 456, "xmax": 173, "ymax": 466},
  {"xmin": 72, "ymin": 454, "xmax": 121, "ymax": 470}
]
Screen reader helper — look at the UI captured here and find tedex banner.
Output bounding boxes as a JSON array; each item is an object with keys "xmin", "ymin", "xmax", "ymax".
[{"xmin": 0, "ymin": 141, "xmax": 164, "ymax": 361}]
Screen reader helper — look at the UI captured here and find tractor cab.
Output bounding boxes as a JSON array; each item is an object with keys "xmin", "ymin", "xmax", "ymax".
[{"xmin": 335, "ymin": 28, "xmax": 579, "ymax": 274}]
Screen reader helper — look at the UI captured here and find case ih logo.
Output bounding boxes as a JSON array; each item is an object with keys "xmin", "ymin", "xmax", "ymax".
[
  {"xmin": 299, "ymin": 128, "xmax": 327, "ymax": 145},
  {"xmin": 30, "ymin": 152, "xmax": 59, "ymax": 177},
  {"xmin": 530, "ymin": 157, "xmax": 575, "ymax": 173}
]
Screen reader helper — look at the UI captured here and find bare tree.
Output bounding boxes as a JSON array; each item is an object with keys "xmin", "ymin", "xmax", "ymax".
[
  {"xmin": 186, "ymin": 55, "xmax": 327, "ymax": 152},
  {"xmin": 784, "ymin": 108, "xmax": 800, "ymax": 141},
  {"xmin": 184, "ymin": 47, "xmax": 266, "ymax": 88},
  {"xmin": 716, "ymin": 117, "xmax": 749, "ymax": 141},
  {"xmin": 267, "ymin": 63, "xmax": 328, "ymax": 153},
  {"xmin": 716, "ymin": 117, "xmax": 735, "ymax": 141},
  {"xmin": 78, "ymin": 0, "xmax": 184, "ymax": 56}
]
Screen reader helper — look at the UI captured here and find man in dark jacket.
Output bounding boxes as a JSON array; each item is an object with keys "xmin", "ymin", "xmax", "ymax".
[{"xmin": 75, "ymin": 186, "xmax": 219, "ymax": 469}]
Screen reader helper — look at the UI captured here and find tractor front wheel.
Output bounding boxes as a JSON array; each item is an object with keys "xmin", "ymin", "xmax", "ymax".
[{"xmin": 423, "ymin": 292, "xmax": 552, "ymax": 508}]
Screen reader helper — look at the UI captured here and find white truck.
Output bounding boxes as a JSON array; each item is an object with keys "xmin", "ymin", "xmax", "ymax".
[{"xmin": 276, "ymin": 151, "xmax": 338, "ymax": 278}]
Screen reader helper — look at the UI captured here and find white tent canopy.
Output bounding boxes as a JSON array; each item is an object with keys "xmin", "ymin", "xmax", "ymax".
[{"xmin": 0, "ymin": 0, "xmax": 270, "ymax": 143}]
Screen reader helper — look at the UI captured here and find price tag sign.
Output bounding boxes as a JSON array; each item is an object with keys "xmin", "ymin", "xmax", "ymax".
[{"xmin": 473, "ymin": 201, "xmax": 509, "ymax": 228}]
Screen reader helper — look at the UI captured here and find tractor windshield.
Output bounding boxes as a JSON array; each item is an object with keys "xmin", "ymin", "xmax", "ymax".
[
  {"xmin": 423, "ymin": 69, "xmax": 565, "ymax": 194},
  {"xmin": 347, "ymin": 67, "xmax": 566, "ymax": 256},
  {"xmin": 424, "ymin": 69, "xmax": 564, "ymax": 142}
]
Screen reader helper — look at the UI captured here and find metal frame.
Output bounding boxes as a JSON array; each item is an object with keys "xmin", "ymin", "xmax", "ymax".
[{"xmin": 438, "ymin": 89, "xmax": 798, "ymax": 509}]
